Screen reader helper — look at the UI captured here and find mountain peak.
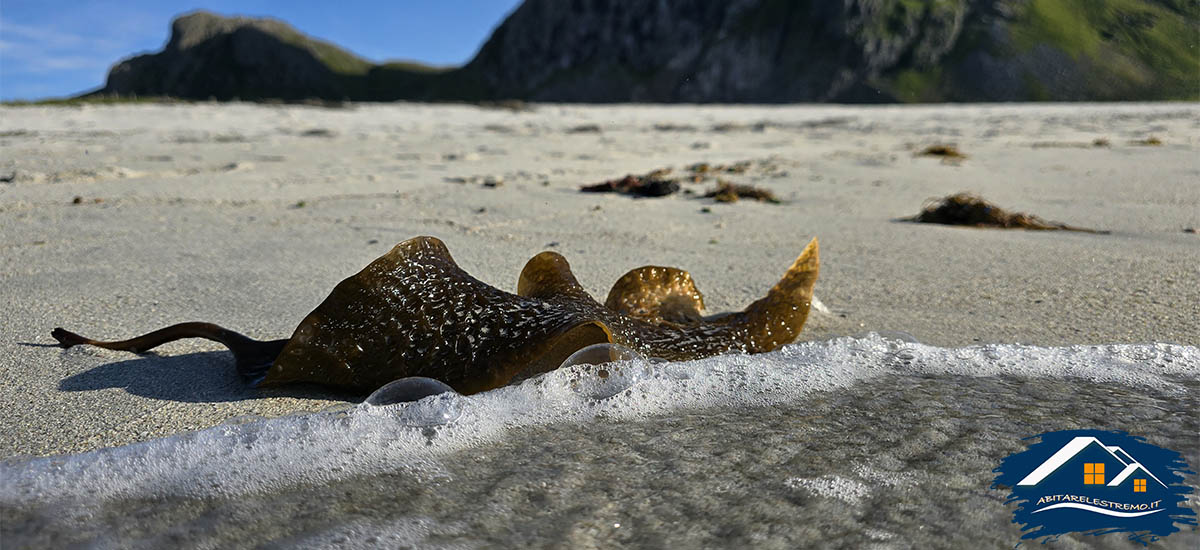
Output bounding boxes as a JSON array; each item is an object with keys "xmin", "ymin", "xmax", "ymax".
[
  {"xmin": 100, "ymin": 11, "xmax": 373, "ymax": 101},
  {"xmin": 94, "ymin": 2, "xmax": 1199, "ymax": 103}
]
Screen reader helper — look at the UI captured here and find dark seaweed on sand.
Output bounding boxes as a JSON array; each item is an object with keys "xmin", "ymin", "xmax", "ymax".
[
  {"xmin": 581, "ymin": 162, "xmax": 779, "ymax": 202},
  {"xmin": 580, "ymin": 173, "xmax": 679, "ymax": 197},
  {"xmin": 1130, "ymin": 136, "xmax": 1163, "ymax": 146},
  {"xmin": 704, "ymin": 181, "xmax": 781, "ymax": 204},
  {"xmin": 566, "ymin": 124, "xmax": 602, "ymax": 134},
  {"xmin": 688, "ymin": 161, "xmax": 751, "ymax": 175},
  {"xmin": 917, "ymin": 145, "xmax": 967, "ymax": 159},
  {"xmin": 905, "ymin": 193, "xmax": 1107, "ymax": 233}
]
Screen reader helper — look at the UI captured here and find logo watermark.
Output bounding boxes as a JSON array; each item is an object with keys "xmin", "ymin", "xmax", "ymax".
[{"xmin": 993, "ymin": 429, "xmax": 1196, "ymax": 545}]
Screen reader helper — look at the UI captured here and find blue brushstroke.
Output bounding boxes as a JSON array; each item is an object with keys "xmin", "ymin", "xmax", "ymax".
[{"xmin": 993, "ymin": 429, "xmax": 1196, "ymax": 545}]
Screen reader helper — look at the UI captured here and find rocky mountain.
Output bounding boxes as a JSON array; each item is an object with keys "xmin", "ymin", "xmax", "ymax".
[
  {"xmin": 101, "ymin": 11, "xmax": 373, "ymax": 101},
  {"xmin": 96, "ymin": 2, "xmax": 1198, "ymax": 103}
]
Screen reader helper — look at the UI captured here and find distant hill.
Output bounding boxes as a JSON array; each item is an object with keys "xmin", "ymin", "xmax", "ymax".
[
  {"xmin": 94, "ymin": 2, "xmax": 1199, "ymax": 103},
  {"xmin": 90, "ymin": 11, "xmax": 483, "ymax": 102},
  {"xmin": 99, "ymin": 11, "xmax": 373, "ymax": 101}
]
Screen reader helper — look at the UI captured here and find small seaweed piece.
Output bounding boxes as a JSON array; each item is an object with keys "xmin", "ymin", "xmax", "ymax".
[
  {"xmin": 711, "ymin": 122, "xmax": 767, "ymax": 133},
  {"xmin": 300, "ymin": 128, "xmax": 336, "ymax": 138},
  {"xmin": 726, "ymin": 161, "xmax": 751, "ymax": 174},
  {"xmin": 566, "ymin": 124, "xmax": 602, "ymax": 134},
  {"xmin": 905, "ymin": 193, "xmax": 1107, "ymax": 233},
  {"xmin": 1130, "ymin": 136, "xmax": 1163, "ymax": 146},
  {"xmin": 704, "ymin": 181, "xmax": 780, "ymax": 204},
  {"xmin": 688, "ymin": 161, "xmax": 752, "ymax": 175},
  {"xmin": 653, "ymin": 123, "xmax": 697, "ymax": 132},
  {"xmin": 580, "ymin": 173, "xmax": 679, "ymax": 197},
  {"xmin": 713, "ymin": 190, "xmax": 738, "ymax": 203},
  {"xmin": 917, "ymin": 145, "xmax": 967, "ymax": 159},
  {"xmin": 1032, "ymin": 141, "xmax": 1098, "ymax": 149}
]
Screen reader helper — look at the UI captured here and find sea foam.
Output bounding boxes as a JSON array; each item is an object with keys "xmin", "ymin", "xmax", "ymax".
[{"xmin": 2, "ymin": 334, "xmax": 1195, "ymax": 509}]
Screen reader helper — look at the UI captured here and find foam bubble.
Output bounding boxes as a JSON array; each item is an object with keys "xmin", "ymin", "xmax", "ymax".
[
  {"xmin": 365, "ymin": 377, "xmax": 457, "ymax": 406},
  {"xmin": 785, "ymin": 475, "xmax": 872, "ymax": 506},
  {"xmin": 555, "ymin": 343, "xmax": 653, "ymax": 400},
  {"xmin": 559, "ymin": 342, "xmax": 644, "ymax": 368},
  {"xmin": 361, "ymin": 390, "xmax": 465, "ymax": 427}
]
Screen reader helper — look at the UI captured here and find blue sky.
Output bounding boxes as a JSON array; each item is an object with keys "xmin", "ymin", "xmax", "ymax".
[{"xmin": 0, "ymin": 1, "xmax": 524, "ymax": 101}]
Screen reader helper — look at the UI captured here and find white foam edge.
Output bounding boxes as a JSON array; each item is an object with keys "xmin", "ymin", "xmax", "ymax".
[{"xmin": 1, "ymin": 334, "xmax": 1195, "ymax": 510}]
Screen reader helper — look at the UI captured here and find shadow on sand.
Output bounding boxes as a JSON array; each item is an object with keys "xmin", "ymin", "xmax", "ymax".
[{"xmin": 56, "ymin": 350, "xmax": 351, "ymax": 404}]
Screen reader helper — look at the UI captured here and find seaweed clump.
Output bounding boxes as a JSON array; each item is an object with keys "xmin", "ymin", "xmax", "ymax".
[
  {"xmin": 566, "ymin": 124, "xmax": 602, "ymax": 134},
  {"xmin": 704, "ymin": 181, "xmax": 780, "ymax": 204},
  {"xmin": 580, "ymin": 169, "xmax": 679, "ymax": 197},
  {"xmin": 580, "ymin": 160, "xmax": 784, "ymax": 201},
  {"xmin": 917, "ymin": 145, "xmax": 967, "ymax": 162},
  {"xmin": 688, "ymin": 161, "xmax": 751, "ymax": 175},
  {"xmin": 906, "ymin": 193, "xmax": 1107, "ymax": 233}
]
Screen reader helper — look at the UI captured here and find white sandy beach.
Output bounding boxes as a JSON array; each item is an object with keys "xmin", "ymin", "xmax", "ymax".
[{"xmin": 1, "ymin": 102, "xmax": 1197, "ymax": 458}]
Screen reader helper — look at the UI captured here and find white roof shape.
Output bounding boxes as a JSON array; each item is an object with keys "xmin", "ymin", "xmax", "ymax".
[
  {"xmin": 1108, "ymin": 462, "xmax": 1168, "ymax": 488},
  {"xmin": 1017, "ymin": 436, "xmax": 1166, "ymax": 487},
  {"xmin": 1107, "ymin": 446, "xmax": 1137, "ymax": 465}
]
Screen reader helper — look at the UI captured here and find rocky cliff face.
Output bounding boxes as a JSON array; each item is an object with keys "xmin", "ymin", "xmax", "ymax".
[
  {"xmin": 466, "ymin": 0, "xmax": 971, "ymax": 102},
  {"xmin": 465, "ymin": 0, "xmax": 1197, "ymax": 102},
  {"xmin": 98, "ymin": 2, "xmax": 1198, "ymax": 103},
  {"xmin": 102, "ymin": 11, "xmax": 372, "ymax": 101}
]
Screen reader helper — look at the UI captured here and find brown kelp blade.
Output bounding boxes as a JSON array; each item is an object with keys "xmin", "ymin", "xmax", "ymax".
[
  {"xmin": 51, "ymin": 323, "xmax": 288, "ymax": 382},
  {"xmin": 261, "ymin": 236, "xmax": 616, "ymax": 395},
  {"xmin": 737, "ymin": 237, "xmax": 820, "ymax": 353},
  {"xmin": 704, "ymin": 182, "xmax": 781, "ymax": 203},
  {"xmin": 501, "ymin": 320, "xmax": 614, "ymax": 387},
  {"xmin": 517, "ymin": 251, "xmax": 592, "ymax": 300},
  {"xmin": 604, "ymin": 266, "xmax": 706, "ymax": 325}
]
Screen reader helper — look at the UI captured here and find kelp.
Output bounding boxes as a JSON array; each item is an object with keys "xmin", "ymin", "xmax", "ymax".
[{"xmin": 905, "ymin": 193, "xmax": 1107, "ymax": 233}]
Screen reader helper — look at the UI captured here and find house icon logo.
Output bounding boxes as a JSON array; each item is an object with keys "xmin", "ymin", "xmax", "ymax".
[{"xmin": 993, "ymin": 429, "xmax": 1196, "ymax": 545}]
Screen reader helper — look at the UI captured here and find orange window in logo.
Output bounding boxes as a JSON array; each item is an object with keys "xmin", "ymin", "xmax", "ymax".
[
  {"xmin": 1084, "ymin": 463, "xmax": 1105, "ymax": 485},
  {"xmin": 1134, "ymin": 479, "xmax": 1147, "ymax": 492}
]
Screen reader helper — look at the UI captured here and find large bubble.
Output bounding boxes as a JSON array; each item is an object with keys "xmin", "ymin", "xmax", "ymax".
[
  {"xmin": 559, "ymin": 342, "xmax": 643, "ymax": 367},
  {"xmin": 363, "ymin": 377, "xmax": 463, "ymax": 426},
  {"xmin": 365, "ymin": 376, "xmax": 456, "ymax": 406},
  {"xmin": 557, "ymin": 343, "xmax": 653, "ymax": 400}
]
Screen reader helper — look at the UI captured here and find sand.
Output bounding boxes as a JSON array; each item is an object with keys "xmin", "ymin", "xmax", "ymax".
[{"xmin": 0, "ymin": 102, "xmax": 1197, "ymax": 458}]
